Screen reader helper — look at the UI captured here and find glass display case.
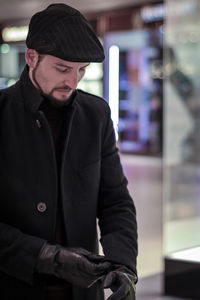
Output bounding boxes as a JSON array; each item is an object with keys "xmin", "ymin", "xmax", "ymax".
[
  {"xmin": 163, "ymin": 0, "xmax": 200, "ymax": 298},
  {"xmin": 0, "ymin": 43, "xmax": 25, "ymax": 88},
  {"xmin": 104, "ymin": 28, "xmax": 163, "ymax": 156}
]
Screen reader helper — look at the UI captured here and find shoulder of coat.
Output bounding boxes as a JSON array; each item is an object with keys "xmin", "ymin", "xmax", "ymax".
[
  {"xmin": 76, "ymin": 89, "xmax": 110, "ymax": 110},
  {"xmin": 0, "ymin": 81, "xmax": 22, "ymax": 107},
  {"xmin": 76, "ymin": 88, "xmax": 107, "ymax": 103}
]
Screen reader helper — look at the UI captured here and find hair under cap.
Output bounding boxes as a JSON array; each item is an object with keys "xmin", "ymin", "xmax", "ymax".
[{"xmin": 26, "ymin": 3, "xmax": 105, "ymax": 62}]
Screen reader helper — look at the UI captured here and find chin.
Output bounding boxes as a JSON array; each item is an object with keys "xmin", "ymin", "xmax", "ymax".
[
  {"xmin": 55, "ymin": 96, "xmax": 68, "ymax": 101},
  {"xmin": 56, "ymin": 93, "xmax": 71, "ymax": 101}
]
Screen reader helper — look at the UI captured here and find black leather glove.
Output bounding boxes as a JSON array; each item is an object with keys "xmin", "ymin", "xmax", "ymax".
[
  {"xmin": 35, "ymin": 242, "xmax": 111, "ymax": 288},
  {"xmin": 103, "ymin": 265, "xmax": 137, "ymax": 300}
]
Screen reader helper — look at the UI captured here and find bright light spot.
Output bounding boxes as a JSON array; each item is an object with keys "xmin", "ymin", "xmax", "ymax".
[
  {"xmin": 84, "ymin": 63, "xmax": 103, "ymax": 80},
  {"xmin": 170, "ymin": 246, "xmax": 200, "ymax": 263},
  {"xmin": 2, "ymin": 26, "xmax": 28, "ymax": 42},
  {"xmin": 0, "ymin": 43, "xmax": 10, "ymax": 54},
  {"xmin": 109, "ymin": 45, "xmax": 119, "ymax": 140}
]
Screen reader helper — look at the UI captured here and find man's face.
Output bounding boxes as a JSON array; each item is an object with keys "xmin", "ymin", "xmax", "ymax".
[{"xmin": 28, "ymin": 51, "xmax": 89, "ymax": 104}]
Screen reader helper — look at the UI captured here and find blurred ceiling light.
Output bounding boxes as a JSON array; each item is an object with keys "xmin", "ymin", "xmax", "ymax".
[{"xmin": 2, "ymin": 26, "xmax": 28, "ymax": 42}]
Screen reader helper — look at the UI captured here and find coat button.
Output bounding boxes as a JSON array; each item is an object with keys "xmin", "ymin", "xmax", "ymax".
[
  {"xmin": 37, "ymin": 202, "xmax": 47, "ymax": 213},
  {"xmin": 36, "ymin": 119, "xmax": 42, "ymax": 128}
]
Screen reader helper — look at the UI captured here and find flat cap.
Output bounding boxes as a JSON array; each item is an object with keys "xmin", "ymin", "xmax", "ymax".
[{"xmin": 26, "ymin": 3, "xmax": 105, "ymax": 62}]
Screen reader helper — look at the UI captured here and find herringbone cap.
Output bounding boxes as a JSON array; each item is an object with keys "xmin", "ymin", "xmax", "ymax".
[{"xmin": 26, "ymin": 3, "xmax": 105, "ymax": 62}]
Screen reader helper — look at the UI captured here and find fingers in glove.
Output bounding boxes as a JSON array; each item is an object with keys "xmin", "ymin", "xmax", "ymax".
[
  {"xmin": 82, "ymin": 251, "xmax": 108, "ymax": 264},
  {"xmin": 87, "ymin": 274, "xmax": 107, "ymax": 288},
  {"xmin": 104, "ymin": 272, "xmax": 135, "ymax": 300},
  {"xmin": 107, "ymin": 281, "xmax": 135, "ymax": 300},
  {"xmin": 107, "ymin": 283, "xmax": 130, "ymax": 300},
  {"xmin": 93, "ymin": 261, "xmax": 111, "ymax": 273},
  {"xmin": 79, "ymin": 256, "xmax": 110, "ymax": 275},
  {"xmin": 68, "ymin": 247, "xmax": 107, "ymax": 264},
  {"xmin": 116, "ymin": 290, "xmax": 135, "ymax": 300},
  {"xmin": 103, "ymin": 271, "xmax": 117, "ymax": 289},
  {"xmin": 75, "ymin": 254, "xmax": 110, "ymax": 278}
]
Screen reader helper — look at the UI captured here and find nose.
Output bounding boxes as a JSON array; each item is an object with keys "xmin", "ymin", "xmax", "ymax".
[{"xmin": 65, "ymin": 72, "xmax": 79, "ymax": 89}]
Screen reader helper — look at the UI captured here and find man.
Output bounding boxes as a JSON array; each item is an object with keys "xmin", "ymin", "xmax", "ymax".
[{"xmin": 0, "ymin": 4, "xmax": 138, "ymax": 300}]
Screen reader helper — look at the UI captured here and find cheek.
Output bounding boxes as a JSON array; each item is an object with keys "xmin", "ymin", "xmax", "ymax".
[{"xmin": 37, "ymin": 71, "xmax": 57, "ymax": 92}]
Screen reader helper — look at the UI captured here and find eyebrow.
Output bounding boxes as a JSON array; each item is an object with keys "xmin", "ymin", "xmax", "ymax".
[
  {"xmin": 55, "ymin": 63, "xmax": 73, "ymax": 69},
  {"xmin": 55, "ymin": 63, "xmax": 90, "ymax": 68}
]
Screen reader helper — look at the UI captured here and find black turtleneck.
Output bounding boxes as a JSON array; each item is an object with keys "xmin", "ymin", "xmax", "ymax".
[
  {"xmin": 39, "ymin": 94, "xmax": 75, "ymax": 245},
  {"xmin": 39, "ymin": 101, "xmax": 65, "ymax": 170}
]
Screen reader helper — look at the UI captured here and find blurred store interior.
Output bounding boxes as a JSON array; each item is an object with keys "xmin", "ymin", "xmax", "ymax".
[{"xmin": 0, "ymin": 0, "xmax": 200, "ymax": 299}]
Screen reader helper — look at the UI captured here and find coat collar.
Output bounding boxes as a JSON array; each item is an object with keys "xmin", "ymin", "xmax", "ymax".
[
  {"xmin": 20, "ymin": 65, "xmax": 44, "ymax": 113},
  {"xmin": 19, "ymin": 65, "xmax": 78, "ymax": 113}
]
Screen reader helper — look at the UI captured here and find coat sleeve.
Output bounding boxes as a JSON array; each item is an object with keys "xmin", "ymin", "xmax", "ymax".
[
  {"xmin": 97, "ymin": 105, "xmax": 138, "ymax": 276},
  {"xmin": 0, "ymin": 222, "xmax": 46, "ymax": 285}
]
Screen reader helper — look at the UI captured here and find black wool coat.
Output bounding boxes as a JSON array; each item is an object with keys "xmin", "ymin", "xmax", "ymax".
[{"xmin": 0, "ymin": 66, "xmax": 138, "ymax": 300}]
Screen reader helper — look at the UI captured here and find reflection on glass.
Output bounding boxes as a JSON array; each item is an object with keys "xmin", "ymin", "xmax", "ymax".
[
  {"xmin": 170, "ymin": 246, "xmax": 200, "ymax": 263},
  {"xmin": 105, "ymin": 29, "xmax": 163, "ymax": 156},
  {"xmin": 164, "ymin": 0, "xmax": 200, "ymax": 257}
]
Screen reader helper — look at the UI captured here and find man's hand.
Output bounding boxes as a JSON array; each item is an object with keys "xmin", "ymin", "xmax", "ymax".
[
  {"xmin": 103, "ymin": 265, "xmax": 137, "ymax": 300},
  {"xmin": 35, "ymin": 243, "xmax": 111, "ymax": 288}
]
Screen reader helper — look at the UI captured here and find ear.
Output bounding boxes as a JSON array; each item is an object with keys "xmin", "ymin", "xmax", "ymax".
[{"xmin": 25, "ymin": 48, "xmax": 38, "ymax": 68}]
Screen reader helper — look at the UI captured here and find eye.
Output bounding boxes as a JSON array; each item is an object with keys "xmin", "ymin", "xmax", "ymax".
[
  {"xmin": 55, "ymin": 67, "xmax": 71, "ymax": 73},
  {"xmin": 80, "ymin": 67, "xmax": 86, "ymax": 73}
]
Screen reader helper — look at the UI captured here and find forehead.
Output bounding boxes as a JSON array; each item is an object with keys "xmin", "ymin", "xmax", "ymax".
[{"xmin": 45, "ymin": 54, "xmax": 89, "ymax": 68}]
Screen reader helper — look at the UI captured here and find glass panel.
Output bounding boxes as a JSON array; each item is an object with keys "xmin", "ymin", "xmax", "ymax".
[
  {"xmin": 0, "ymin": 43, "xmax": 25, "ymax": 88},
  {"xmin": 104, "ymin": 29, "xmax": 163, "ymax": 156},
  {"xmin": 164, "ymin": 0, "xmax": 200, "ymax": 256}
]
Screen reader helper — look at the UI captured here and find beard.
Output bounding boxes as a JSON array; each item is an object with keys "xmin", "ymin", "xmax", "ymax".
[
  {"xmin": 40, "ymin": 88, "xmax": 73, "ymax": 108},
  {"xmin": 32, "ymin": 58, "xmax": 73, "ymax": 108}
]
